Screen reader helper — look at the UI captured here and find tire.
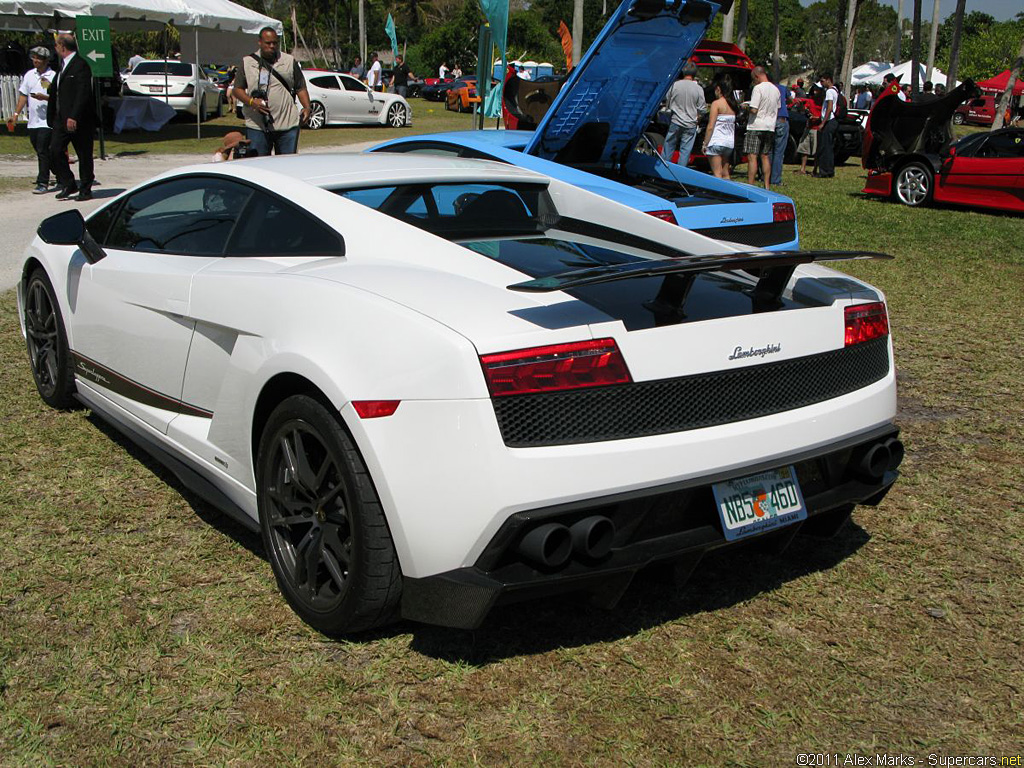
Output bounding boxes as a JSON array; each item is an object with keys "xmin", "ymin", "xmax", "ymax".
[
  {"xmin": 308, "ymin": 101, "xmax": 326, "ymax": 130},
  {"xmin": 952, "ymin": 113, "xmax": 965, "ymax": 125},
  {"xmin": 894, "ymin": 161, "xmax": 933, "ymax": 207},
  {"xmin": 24, "ymin": 269, "xmax": 76, "ymax": 410},
  {"xmin": 444, "ymin": 97, "xmax": 452, "ymax": 111},
  {"xmin": 386, "ymin": 102, "xmax": 407, "ymax": 128},
  {"xmin": 834, "ymin": 152, "xmax": 850, "ymax": 166},
  {"xmin": 257, "ymin": 394, "xmax": 401, "ymax": 635},
  {"xmin": 197, "ymin": 96, "xmax": 207, "ymax": 123}
]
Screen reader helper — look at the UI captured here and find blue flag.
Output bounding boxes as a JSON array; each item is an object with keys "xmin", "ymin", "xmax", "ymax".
[
  {"xmin": 385, "ymin": 14, "xmax": 399, "ymax": 58},
  {"xmin": 477, "ymin": 0, "xmax": 509, "ymax": 117}
]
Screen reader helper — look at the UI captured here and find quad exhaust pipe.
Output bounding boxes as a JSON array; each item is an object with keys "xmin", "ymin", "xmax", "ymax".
[
  {"xmin": 855, "ymin": 437, "xmax": 905, "ymax": 481},
  {"xmin": 517, "ymin": 516, "xmax": 616, "ymax": 568}
]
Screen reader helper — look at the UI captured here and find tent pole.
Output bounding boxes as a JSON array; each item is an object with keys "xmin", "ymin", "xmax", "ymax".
[{"xmin": 195, "ymin": 26, "xmax": 200, "ymax": 139}]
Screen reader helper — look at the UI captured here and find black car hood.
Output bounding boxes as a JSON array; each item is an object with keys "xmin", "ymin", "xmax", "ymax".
[{"xmin": 862, "ymin": 79, "xmax": 979, "ymax": 169}]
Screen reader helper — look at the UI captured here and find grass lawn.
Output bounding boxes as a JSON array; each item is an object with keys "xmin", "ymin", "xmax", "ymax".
[
  {"xmin": 0, "ymin": 157, "xmax": 1022, "ymax": 765},
  {"xmin": 0, "ymin": 102, "xmax": 478, "ymax": 158}
]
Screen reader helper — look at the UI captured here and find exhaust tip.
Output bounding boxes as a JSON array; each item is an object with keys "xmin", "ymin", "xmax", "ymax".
[
  {"xmin": 885, "ymin": 438, "xmax": 905, "ymax": 470},
  {"xmin": 518, "ymin": 523, "xmax": 572, "ymax": 569},
  {"xmin": 857, "ymin": 443, "xmax": 891, "ymax": 481},
  {"xmin": 570, "ymin": 516, "xmax": 616, "ymax": 560}
]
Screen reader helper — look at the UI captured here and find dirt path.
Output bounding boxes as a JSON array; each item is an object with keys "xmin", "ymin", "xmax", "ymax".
[{"xmin": 0, "ymin": 140, "xmax": 377, "ymax": 291}]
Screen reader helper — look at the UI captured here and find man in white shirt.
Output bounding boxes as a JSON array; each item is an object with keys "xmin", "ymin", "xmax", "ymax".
[
  {"xmin": 367, "ymin": 53, "xmax": 383, "ymax": 91},
  {"xmin": 813, "ymin": 72, "xmax": 839, "ymax": 178},
  {"xmin": 661, "ymin": 62, "xmax": 706, "ymax": 166},
  {"xmin": 127, "ymin": 52, "xmax": 146, "ymax": 72},
  {"xmin": 6, "ymin": 47, "xmax": 56, "ymax": 193},
  {"xmin": 744, "ymin": 66, "xmax": 780, "ymax": 190},
  {"xmin": 438, "ymin": 61, "xmax": 449, "ymax": 79}
]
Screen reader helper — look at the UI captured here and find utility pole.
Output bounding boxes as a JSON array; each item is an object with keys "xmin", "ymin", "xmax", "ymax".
[{"xmin": 359, "ymin": 0, "xmax": 366, "ymax": 63}]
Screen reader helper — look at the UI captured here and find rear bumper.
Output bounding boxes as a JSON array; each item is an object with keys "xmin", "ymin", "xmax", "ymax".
[{"xmin": 400, "ymin": 424, "xmax": 901, "ymax": 629}]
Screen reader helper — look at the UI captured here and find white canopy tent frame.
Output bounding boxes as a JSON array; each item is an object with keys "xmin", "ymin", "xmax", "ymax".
[{"xmin": 0, "ymin": 0, "xmax": 282, "ymax": 138}]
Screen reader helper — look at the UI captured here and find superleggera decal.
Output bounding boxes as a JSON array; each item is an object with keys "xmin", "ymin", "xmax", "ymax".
[{"xmin": 71, "ymin": 352, "xmax": 213, "ymax": 419}]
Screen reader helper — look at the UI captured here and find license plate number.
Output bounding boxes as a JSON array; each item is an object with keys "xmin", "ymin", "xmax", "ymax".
[
  {"xmin": 146, "ymin": 85, "xmax": 165, "ymax": 91},
  {"xmin": 712, "ymin": 466, "xmax": 807, "ymax": 541}
]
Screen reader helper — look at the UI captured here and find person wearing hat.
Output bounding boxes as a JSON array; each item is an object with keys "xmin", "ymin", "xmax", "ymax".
[
  {"xmin": 211, "ymin": 131, "xmax": 251, "ymax": 162},
  {"xmin": 6, "ymin": 46, "xmax": 56, "ymax": 194}
]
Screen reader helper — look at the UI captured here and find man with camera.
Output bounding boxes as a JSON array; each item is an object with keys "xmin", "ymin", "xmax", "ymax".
[{"xmin": 232, "ymin": 27, "xmax": 311, "ymax": 156}]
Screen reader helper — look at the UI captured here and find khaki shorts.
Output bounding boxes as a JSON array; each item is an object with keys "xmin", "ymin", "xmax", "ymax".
[{"xmin": 797, "ymin": 128, "xmax": 818, "ymax": 156}]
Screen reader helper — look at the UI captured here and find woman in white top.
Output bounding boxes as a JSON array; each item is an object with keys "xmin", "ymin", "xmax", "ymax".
[{"xmin": 701, "ymin": 74, "xmax": 739, "ymax": 179}]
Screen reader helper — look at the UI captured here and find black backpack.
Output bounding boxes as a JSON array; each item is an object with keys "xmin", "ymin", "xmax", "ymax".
[{"xmin": 834, "ymin": 90, "xmax": 849, "ymax": 119}]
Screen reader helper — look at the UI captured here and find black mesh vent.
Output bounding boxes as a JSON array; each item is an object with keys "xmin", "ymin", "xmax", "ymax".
[
  {"xmin": 492, "ymin": 336, "xmax": 890, "ymax": 447},
  {"xmin": 693, "ymin": 220, "xmax": 797, "ymax": 247}
]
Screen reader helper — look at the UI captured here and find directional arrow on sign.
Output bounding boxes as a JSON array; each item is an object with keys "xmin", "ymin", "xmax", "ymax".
[{"xmin": 86, "ymin": 50, "xmax": 106, "ymax": 62}]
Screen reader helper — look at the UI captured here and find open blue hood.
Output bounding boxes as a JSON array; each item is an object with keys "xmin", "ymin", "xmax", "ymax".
[{"xmin": 524, "ymin": 0, "xmax": 723, "ymax": 167}]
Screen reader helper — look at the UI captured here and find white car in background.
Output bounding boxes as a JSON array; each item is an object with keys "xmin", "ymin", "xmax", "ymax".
[
  {"xmin": 19, "ymin": 154, "xmax": 901, "ymax": 636},
  {"xmin": 303, "ymin": 69, "xmax": 412, "ymax": 129},
  {"xmin": 122, "ymin": 60, "xmax": 222, "ymax": 120}
]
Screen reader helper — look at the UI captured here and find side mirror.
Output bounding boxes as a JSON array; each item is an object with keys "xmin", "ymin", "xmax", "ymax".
[{"xmin": 37, "ymin": 209, "xmax": 106, "ymax": 264}]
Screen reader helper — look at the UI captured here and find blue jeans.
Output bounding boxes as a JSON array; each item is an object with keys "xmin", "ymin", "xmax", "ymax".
[
  {"xmin": 662, "ymin": 122, "xmax": 698, "ymax": 165},
  {"xmin": 245, "ymin": 126, "xmax": 300, "ymax": 156},
  {"xmin": 771, "ymin": 118, "xmax": 790, "ymax": 185}
]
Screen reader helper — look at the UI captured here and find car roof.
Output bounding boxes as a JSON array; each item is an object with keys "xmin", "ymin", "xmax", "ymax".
[{"xmin": 180, "ymin": 153, "xmax": 551, "ymax": 189}]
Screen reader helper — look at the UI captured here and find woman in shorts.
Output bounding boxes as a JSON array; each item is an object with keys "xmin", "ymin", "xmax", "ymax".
[{"xmin": 702, "ymin": 74, "xmax": 738, "ymax": 179}]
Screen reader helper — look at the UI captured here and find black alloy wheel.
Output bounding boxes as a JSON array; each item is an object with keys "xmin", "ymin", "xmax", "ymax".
[
  {"xmin": 257, "ymin": 395, "xmax": 401, "ymax": 635},
  {"xmin": 24, "ymin": 269, "xmax": 76, "ymax": 409}
]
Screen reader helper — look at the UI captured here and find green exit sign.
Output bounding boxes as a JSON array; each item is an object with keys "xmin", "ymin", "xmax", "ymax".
[{"xmin": 77, "ymin": 16, "xmax": 113, "ymax": 78}]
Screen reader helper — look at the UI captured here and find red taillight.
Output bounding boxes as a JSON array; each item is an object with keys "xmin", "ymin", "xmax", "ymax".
[
  {"xmin": 480, "ymin": 339, "xmax": 632, "ymax": 397},
  {"xmin": 646, "ymin": 209, "xmax": 677, "ymax": 225},
  {"xmin": 772, "ymin": 203, "xmax": 796, "ymax": 222},
  {"xmin": 844, "ymin": 302, "xmax": 889, "ymax": 346},
  {"xmin": 352, "ymin": 400, "xmax": 401, "ymax": 418}
]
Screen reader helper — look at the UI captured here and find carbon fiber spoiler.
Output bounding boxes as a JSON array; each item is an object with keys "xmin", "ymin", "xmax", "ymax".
[{"xmin": 508, "ymin": 249, "xmax": 893, "ymax": 317}]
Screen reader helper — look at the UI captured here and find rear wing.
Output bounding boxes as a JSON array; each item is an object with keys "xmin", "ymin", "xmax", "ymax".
[{"xmin": 508, "ymin": 249, "xmax": 892, "ymax": 317}]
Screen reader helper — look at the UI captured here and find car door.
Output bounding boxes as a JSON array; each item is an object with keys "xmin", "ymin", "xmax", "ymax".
[
  {"xmin": 339, "ymin": 74, "xmax": 380, "ymax": 121},
  {"xmin": 70, "ymin": 176, "xmax": 254, "ymax": 433},
  {"xmin": 942, "ymin": 130, "xmax": 1024, "ymax": 208},
  {"xmin": 308, "ymin": 74, "xmax": 344, "ymax": 122}
]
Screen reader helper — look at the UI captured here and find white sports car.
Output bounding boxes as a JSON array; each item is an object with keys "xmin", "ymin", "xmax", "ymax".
[
  {"xmin": 303, "ymin": 69, "xmax": 412, "ymax": 129},
  {"xmin": 20, "ymin": 154, "xmax": 902, "ymax": 635}
]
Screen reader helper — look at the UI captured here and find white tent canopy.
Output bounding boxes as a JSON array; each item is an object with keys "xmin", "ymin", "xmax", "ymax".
[
  {"xmin": 0, "ymin": 0, "xmax": 281, "ymax": 33},
  {"xmin": 852, "ymin": 60, "xmax": 958, "ymax": 88},
  {"xmin": 850, "ymin": 61, "xmax": 894, "ymax": 86}
]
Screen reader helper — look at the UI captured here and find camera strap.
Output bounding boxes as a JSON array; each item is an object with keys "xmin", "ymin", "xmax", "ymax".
[{"xmin": 249, "ymin": 54, "xmax": 296, "ymax": 97}]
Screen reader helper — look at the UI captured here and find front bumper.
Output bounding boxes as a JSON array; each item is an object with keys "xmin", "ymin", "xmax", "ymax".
[{"xmin": 400, "ymin": 424, "xmax": 900, "ymax": 629}]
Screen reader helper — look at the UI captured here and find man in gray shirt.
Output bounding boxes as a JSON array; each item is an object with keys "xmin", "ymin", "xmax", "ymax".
[{"xmin": 661, "ymin": 62, "xmax": 707, "ymax": 166}]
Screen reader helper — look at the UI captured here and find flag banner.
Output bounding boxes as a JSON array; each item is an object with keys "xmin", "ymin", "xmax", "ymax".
[{"xmin": 385, "ymin": 14, "xmax": 399, "ymax": 57}]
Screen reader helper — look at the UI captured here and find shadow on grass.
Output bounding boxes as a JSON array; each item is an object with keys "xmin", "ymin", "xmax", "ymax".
[
  {"xmin": 849, "ymin": 189, "xmax": 1024, "ymax": 218},
  {"xmin": 85, "ymin": 412, "xmax": 265, "ymax": 561},
  {"xmin": 404, "ymin": 522, "xmax": 870, "ymax": 664}
]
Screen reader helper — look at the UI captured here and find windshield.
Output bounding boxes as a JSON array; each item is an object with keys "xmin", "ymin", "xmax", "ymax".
[{"xmin": 133, "ymin": 62, "xmax": 193, "ymax": 77}]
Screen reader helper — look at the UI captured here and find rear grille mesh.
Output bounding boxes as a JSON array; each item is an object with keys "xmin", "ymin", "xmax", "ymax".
[
  {"xmin": 693, "ymin": 220, "xmax": 797, "ymax": 247},
  {"xmin": 491, "ymin": 336, "xmax": 890, "ymax": 447}
]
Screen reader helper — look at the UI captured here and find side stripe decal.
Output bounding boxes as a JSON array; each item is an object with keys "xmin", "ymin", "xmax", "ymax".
[{"xmin": 71, "ymin": 351, "xmax": 214, "ymax": 419}]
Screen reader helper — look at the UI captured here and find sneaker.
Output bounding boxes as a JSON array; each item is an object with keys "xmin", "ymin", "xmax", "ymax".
[{"xmin": 32, "ymin": 184, "xmax": 49, "ymax": 194}]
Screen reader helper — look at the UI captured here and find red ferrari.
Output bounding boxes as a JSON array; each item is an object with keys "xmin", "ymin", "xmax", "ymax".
[{"xmin": 862, "ymin": 79, "xmax": 1024, "ymax": 214}]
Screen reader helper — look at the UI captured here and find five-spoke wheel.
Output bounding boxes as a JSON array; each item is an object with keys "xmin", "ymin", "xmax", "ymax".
[
  {"xmin": 24, "ymin": 269, "xmax": 76, "ymax": 409},
  {"xmin": 257, "ymin": 395, "xmax": 400, "ymax": 635},
  {"xmin": 894, "ymin": 161, "xmax": 933, "ymax": 207}
]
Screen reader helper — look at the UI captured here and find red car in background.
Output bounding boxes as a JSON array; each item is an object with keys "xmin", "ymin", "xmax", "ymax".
[
  {"xmin": 953, "ymin": 95, "xmax": 996, "ymax": 126},
  {"xmin": 862, "ymin": 80, "xmax": 1024, "ymax": 214}
]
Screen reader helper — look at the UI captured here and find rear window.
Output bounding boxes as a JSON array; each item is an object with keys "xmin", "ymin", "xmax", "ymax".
[
  {"xmin": 133, "ymin": 62, "xmax": 193, "ymax": 77},
  {"xmin": 334, "ymin": 182, "xmax": 550, "ymax": 238}
]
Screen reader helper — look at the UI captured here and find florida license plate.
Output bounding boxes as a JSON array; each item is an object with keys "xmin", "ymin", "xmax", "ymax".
[{"xmin": 712, "ymin": 466, "xmax": 807, "ymax": 541}]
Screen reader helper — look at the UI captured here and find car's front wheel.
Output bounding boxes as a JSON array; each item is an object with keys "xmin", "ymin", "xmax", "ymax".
[
  {"xmin": 387, "ymin": 102, "xmax": 407, "ymax": 128},
  {"xmin": 894, "ymin": 161, "xmax": 933, "ymax": 207},
  {"xmin": 307, "ymin": 101, "xmax": 327, "ymax": 130},
  {"xmin": 952, "ymin": 113, "xmax": 965, "ymax": 125},
  {"xmin": 257, "ymin": 394, "xmax": 401, "ymax": 635},
  {"xmin": 24, "ymin": 269, "xmax": 76, "ymax": 409}
]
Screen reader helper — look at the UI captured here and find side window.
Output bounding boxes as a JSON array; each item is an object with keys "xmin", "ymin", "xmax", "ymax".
[
  {"xmin": 310, "ymin": 75, "xmax": 340, "ymax": 90},
  {"xmin": 979, "ymin": 133, "xmax": 1024, "ymax": 158},
  {"xmin": 85, "ymin": 200, "xmax": 121, "ymax": 244},
  {"xmin": 341, "ymin": 76, "xmax": 367, "ymax": 93},
  {"xmin": 106, "ymin": 177, "xmax": 253, "ymax": 255},
  {"xmin": 227, "ymin": 190, "xmax": 344, "ymax": 257}
]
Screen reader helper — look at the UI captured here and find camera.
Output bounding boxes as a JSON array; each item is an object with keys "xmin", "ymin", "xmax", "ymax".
[
  {"xmin": 233, "ymin": 143, "xmax": 259, "ymax": 159},
  {"xmin": 249, "ymin": 88, "xmax": 275, "ymax": 131}
]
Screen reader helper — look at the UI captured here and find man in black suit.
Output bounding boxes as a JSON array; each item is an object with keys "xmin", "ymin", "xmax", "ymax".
[{"xmin": 48, "ymin": 33, "xmax": 95, "ymax": 202}]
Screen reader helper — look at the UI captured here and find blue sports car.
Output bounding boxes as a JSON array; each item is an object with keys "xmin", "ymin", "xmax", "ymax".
[{"xmin": 371, "ymin": 0, "xmax": 798, "ymax": 251}]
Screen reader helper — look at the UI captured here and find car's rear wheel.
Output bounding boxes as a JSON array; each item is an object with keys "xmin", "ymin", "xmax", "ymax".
[
  {"xmin": 308, "ymin": 101, "xmax": 327, "ymax": 130},
  {"xmin": 894, "ymin": 161, "xmax": 933, "ymax": 207},
  {"xmin": 197, "ymin": 96, "xmax": 207, "ymax": 123},
  {"xmin": 387, "ymin": 102, "xmax": 407, "ymax": 128},
  {"xmin": 952, "ymin": 113, "xmax": 965, "ymax": 125},
  {"xmin": 24, "ymin": 269, "xmax": 76, "ymax": 409},
  {"xmin": 257, "ymin": 394, "xmax": 401, "ymax": 635}
]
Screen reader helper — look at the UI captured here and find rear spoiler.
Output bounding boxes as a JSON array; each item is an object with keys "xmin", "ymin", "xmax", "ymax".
[{"xmin": 508, "ymin": 249, "xmax": 892, "ymax": 317}]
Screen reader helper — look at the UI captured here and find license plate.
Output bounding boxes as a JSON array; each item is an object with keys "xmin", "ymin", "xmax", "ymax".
[
  {"xmin": 146, "ymin": 85, "xmax": 165, "ymax": 91},
  {"xmin": 712, "ymin": 466, "xmax": 807, "ymax": 541}
]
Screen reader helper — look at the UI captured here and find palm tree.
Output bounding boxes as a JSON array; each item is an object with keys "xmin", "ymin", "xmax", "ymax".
[
  {"xmin": 925, "ymin": 0, "xmax": 940, "ymax": 83},
  {"xmin": 993, "ymin": 35, "xmax": 1023, "ymax": 130},
  {"xmin": 772, "ymin": 0, "xmax": 781, "ymax": 82},
  {"xmin": 910, "ymin": 0, "xmax": 922, "ymax": 93},
  {"xmin": 945, "ymin": 0, "xmax": 967, "ymax": 87},
  {"xmin": 736, "ymin": 0, "xmax": 748, "ymax": 52},
  {"xmin": 840, "ymin": 0, "xmax": 860, "ymax": 99}
]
